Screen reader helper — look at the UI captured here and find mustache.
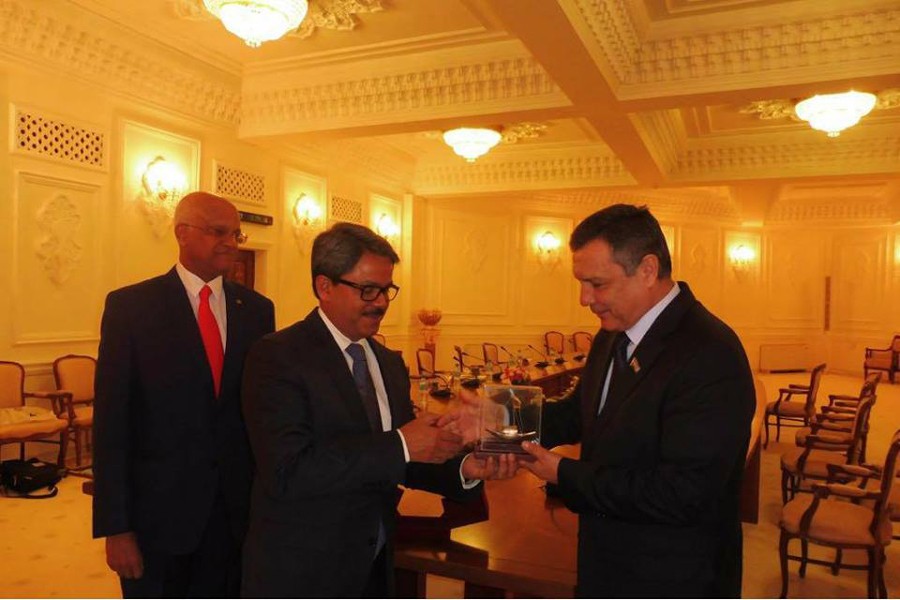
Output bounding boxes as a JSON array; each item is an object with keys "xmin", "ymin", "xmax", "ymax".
[{"xmin": 363, "ymin": 308, "xmax": 386, "ymax": 317}]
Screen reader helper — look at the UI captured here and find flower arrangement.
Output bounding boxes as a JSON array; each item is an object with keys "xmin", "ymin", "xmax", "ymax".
[{"xmin": 504, "ymin": 365, "xmax": 531, "ymax": 385}]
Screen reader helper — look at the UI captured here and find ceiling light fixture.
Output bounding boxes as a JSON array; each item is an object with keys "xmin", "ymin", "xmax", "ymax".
[
  {"xmin": 442, "ymin": 127, "xmax": 502, "ymax": 162},
  {"xmin": 203, "ymin": 0, "xmax": 309, "ymax": 47},
  {"xmin": 794, "ymin": 90, "xmax": 877, "ymax": 137}
]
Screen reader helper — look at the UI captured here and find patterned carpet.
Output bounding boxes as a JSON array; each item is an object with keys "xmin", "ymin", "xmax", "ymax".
[{"xmin": 0, "ymin": 372, "xmax": 896, "ymax": 598}]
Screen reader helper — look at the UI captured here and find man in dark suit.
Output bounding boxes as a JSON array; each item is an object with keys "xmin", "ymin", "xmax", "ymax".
[
  {"xmin": 520, "ymin": 204, "xmax": 755, "ymax": 598},
  {"xmin": 240, "ymin": 222, "xmax": 515, "ymax": 598},
  {"xmin": 92, "ymin": 191, "xmax": 275, "ymax": 598}
]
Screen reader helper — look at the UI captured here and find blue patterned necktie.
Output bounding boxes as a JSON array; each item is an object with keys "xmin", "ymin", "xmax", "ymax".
[{"xmin": 346, "ymin": 343, "xmax": 382, "ymax": 432}]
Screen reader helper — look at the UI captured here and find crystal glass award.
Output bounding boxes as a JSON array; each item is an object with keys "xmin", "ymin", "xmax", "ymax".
[{"xmin": 474, "ymin": 384, "xmax": 543, "ymax": 459}]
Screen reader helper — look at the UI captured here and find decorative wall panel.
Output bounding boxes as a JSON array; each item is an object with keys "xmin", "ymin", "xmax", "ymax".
[
  {"xmin": 766, "ymin": 231, "xmax": 824, "ymax": 328},
  {"xmin": 830, "ymin": 233, "xmax": 886, "ymax": 333},
  {"xmin": 521, "ymin": 216, "xmax": 574, "ymax": 327},
  {"xmin": 428, "ymin": 208, "xmax": 515, "ymax": 325},
  {"xmin": 13, "ymin": 172, "xmax": 102, "ymax": 344},
  {"xmin": 677, "ymin": 227, "xmax": 721, "ymax": 312}
]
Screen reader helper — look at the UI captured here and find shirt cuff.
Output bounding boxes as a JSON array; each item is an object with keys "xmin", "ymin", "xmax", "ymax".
[
  {"xmin": 396, "ymin": 429, "xmax": 410, "ymax": 463},
  {"xmin": 459, "ymin": 453, "xmax": 481, "ymax": 489}
]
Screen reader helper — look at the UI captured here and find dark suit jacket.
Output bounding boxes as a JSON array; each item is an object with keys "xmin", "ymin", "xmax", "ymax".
[
  {"xmin": 240, "ymin": 309, "xmax": 481, "ymax": 598},
  {"xmin": 92, "ymin": 268, "xmax": 275, "ymax": 554},
  {"xmin": 542, "ymin": 283, "xmax": 755, "ymax": 598}
]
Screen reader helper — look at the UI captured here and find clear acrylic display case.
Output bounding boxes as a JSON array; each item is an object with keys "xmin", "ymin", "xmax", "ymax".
[{"xmin": 474, "ymin": 384, "xmax": 543, "ymax": 459}]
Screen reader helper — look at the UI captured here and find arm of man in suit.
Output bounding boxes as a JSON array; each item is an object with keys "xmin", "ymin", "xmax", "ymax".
[
  {"xmin": 243, "ymin": 337, "xmax": 463, "ymax": 500},
  {"xmin": 522, "ymin": 343, "xmax": 755, "ymax": 526},
  {"xmin": 92, "ymin": 291, "xmax": 143, "ymax": 578}
]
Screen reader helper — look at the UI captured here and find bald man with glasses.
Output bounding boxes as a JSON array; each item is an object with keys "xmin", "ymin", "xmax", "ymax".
[
  {"xmin": 240, "ymin": 222, "xmax": 516, "ymax": 598},
  {"xmin": 92, "ymin": 191, "xmax": 275, "ymax": 598}
]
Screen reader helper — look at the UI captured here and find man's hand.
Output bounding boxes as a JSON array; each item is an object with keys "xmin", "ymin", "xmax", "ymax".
[
  {"xmin": 436, "ymin": 388, "xmax": 482, "ymax": 446},
  {"xmin": 400, "ymin": 411, "xmax": 464, "ymax": 463},
  {"xmin": 519, "ymin": 441, "xmax": 563, "ymax": 484},
  {"xmin": 461, "ymin": 452, "xmax": 519, "ymax": 481},
  {"xmin": 106, "ymin": 531, "xmax": 143, "ymax": 579}
]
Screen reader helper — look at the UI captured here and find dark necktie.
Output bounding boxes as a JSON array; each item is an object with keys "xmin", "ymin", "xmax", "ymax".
[
  {"xmin": 198, "ymin": 285, "xmax": 224, "ymax": 397},
  {"xmin": 599, "ymin": 332, "xmax": 631, "ymax": 415},
  {"xmin": 346, "ymin": 343, "xmax": 382, "ymax": 432}
]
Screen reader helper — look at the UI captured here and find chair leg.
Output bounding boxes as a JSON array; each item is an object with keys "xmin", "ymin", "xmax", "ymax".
[
  {"xmin": 866, "ymin": 548, "xmax": 876, "ymax": 598},
  {"xmin": 799, "ymin": 539, "xmax": 808, "ymax": 577},
  {"xmin": 56, "ymin": 431, "xmax": 68, "ymax": 469},
  {"xmin": 73, "ymin": 429, "xmax": 82, "ymax": 467},
  {"xmin": 876, "ymin": 547, "xmax": 886, "ymax": 599},
  {"xmin": 764, "ymin": 415, "xmax": 771, "ymax": 449},
  {"xmin": 831, "ymin": 548, "xmax": 842, "ymax": 576},
  {"xmin": 779, "ymin": 530, "xmax": 790, "ymax": 599},
  {"xmin": 776, "ymin": 416, "xmax": 782, "ymax": 443}
]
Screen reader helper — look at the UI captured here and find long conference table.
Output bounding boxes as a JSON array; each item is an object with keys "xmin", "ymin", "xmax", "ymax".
[{"xmin": 395, "ymin": 356, "xmax": 765, "ymax": 598}]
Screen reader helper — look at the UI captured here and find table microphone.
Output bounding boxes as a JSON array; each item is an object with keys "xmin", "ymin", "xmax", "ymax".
[
  {"xmin": 499, "ymin": 345, "xmax": 515, "ymax": 359},
  {"xmin": 454, "ymin": 345, "xmax": 485, "ymax": 364},
  {"xmin": 526, "ymin": 344, "xmax": 547, "ymax": 359}
]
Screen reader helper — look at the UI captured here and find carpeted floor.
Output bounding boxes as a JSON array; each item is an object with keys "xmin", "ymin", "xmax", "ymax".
[{"xmin": 0, "ymin": 372, "xmax": 896, "ymax": 598}]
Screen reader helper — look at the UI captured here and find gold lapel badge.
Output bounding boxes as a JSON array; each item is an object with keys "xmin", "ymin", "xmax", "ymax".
[
  {"xmin": 629, "ymin": 356, "xmax": 640, "ymax": 373},
  {"xmin": 236, "ymin": 299, "xmax": 243, "ymax": 306}
]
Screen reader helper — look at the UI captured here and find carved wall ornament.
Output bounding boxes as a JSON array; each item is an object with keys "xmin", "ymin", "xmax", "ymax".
[
  {"xmin": 689, "ymin": 243, "xmax": 708, "ymax": 274},
  {"xmin": 502, "ymin": 122, "xmax": 549, "ymax": 144},
  {"xmin": 175, "ymin": 0, "xmax": 384, "ymax": 39},
  {"xmin": 34, "ymin": 194, "xmax": 83, "ymax": 286},
  {"xmin": 462, "ymin": 228, "xmax": 489, "ymax": 274}
]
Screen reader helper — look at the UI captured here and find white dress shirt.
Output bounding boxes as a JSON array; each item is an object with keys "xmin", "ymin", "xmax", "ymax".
[{"xmin": 175, "ymin": 263, "xmax": 227, "ymax": 350}]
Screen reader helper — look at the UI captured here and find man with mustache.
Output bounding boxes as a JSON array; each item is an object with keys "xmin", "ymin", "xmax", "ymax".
[
  {"xmin": 518, "ymin": 204, "xmax": 755, "ymax": 598},
  {"xmin": 240, "ymin": 222, "xmax": 515, "ymax": 597},
  {"xmin": 93, "ymin": 192, "xmax": 275, "ymax": 597}
]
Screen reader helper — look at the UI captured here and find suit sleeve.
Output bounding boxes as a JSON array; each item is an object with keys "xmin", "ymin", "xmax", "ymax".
[
  {"xmin": 555, "ymin": 341, "xmax": 755, "ymax": 525},
  {"xmin": 242, "ymin": 337, "xmax": 408, "ymax": 500},
  {"xmin": 92, "ymin": 292, "xmax": 136, "ymax": 538}
]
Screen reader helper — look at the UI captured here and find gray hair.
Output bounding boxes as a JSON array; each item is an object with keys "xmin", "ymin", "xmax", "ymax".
[{"xmin": 311, "ymin": 222, "xmax": 399, "ymax": 298}]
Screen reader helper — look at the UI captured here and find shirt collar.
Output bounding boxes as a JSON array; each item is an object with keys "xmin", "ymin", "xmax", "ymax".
[
  {"xmin": 175, "ymin": 262, "xmax": 224, "ymax": 299},
  {"xmin": 317, "ymin": 307, "xmax": 370, "ymax": 353},
  {"xmin": 624, "ymin": 281, "xmax": 680, "ymax": 349}
]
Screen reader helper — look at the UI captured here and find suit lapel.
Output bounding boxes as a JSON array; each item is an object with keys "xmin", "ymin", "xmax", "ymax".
[
  {"xmin": 220, "ymin": 282, "xmax": 246, "ymax": 401},
  {"xmin": 593, "ymin": 284, "xmax": 697, "ymax": 434},
  {"xmin": 371, "ymin": 342, "xmax": 411, "ymax": 428},
  {"xmin": 305, "ymin": 311, "xmax": 375, "ymax": 431},
  {"xmin": 162, "ymin": 268, "xmax": 216, "ymax": 399}
]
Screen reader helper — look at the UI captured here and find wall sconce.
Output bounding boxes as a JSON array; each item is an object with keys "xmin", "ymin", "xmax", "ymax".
[
  {"xmin": 293, "ymin": 193, "xmax": 321, "ymax": 226},
  {"xmin": 292, "ymin": 192, "xmax": 322, "ymax": 253},
  {"xmin": 534, "ymin": 230, "xmax": 562, "ymax": 267},
  {"xmin": 138, "ymin": 155, "xmax": 187, "ymax": 238},
  {"xmin": 728, "ymin": 244, "xmax": 756, "ymax": 278},
  {"xmin": 374, "ymin": 213, "xmax": 400, "ymax": 243}
]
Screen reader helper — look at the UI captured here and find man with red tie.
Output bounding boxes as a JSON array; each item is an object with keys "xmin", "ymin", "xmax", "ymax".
[{"xmin": 93, "ymin": 191, "xmax": 275, "ymax": 598}]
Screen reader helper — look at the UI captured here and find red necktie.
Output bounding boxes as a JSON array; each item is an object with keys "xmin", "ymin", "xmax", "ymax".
[{"xmin": 198, "ymin": 285, "xmax": 224, "ymax": 397}]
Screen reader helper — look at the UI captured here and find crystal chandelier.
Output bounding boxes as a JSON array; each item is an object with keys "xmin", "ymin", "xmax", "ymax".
[
  {"xmin": 442, "ymin": 127, "xmax": 502, "ymax": 162},
  {"xmin": 203, "ymin": 0, "xmax": 309, "ymax": 47},
  {"xmin": 794, "ymin": 90, "xmax": 877, "ymax": 137}
]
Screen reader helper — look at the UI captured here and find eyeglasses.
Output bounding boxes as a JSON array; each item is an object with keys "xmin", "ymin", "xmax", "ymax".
[
  {"xmin": 334, "ymin": 278, "xmax": 400, "ymax": 302},
  {"xmin": 180, "ymin": 223, "xmax": 248, "ymax": 245}
]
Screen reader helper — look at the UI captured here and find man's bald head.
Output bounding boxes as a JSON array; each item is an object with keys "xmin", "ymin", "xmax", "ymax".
[{"xmin": 173, "ymin": 192, "xmax": 243, "ymax": 282}]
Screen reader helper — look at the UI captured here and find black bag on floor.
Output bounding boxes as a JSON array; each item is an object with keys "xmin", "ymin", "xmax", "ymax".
[{"xmin": 0, "ymin": 458, "xmax": 61, "ymax": 498}]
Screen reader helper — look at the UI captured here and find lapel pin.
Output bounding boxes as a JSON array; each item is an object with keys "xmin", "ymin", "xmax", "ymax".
[
  {"xmin": 235, "ymin": 299, "xmax": 243, "ymax": 306},
  {"xmin": 629, "ymin": 357, "xmax": 640, "ymax": 373}
]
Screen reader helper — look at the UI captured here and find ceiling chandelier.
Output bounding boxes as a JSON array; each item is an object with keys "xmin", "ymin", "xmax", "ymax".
[
  {"xmin": 442, "ymin": 127, "xmax": 502, "ymax": 162},
  {"xmin": 794, "ymin": 90, "xmax": 877, "ymax": 137},
  {"xmin": 203, "ymin": 0, "xmax": 309, "ymax": 47}
]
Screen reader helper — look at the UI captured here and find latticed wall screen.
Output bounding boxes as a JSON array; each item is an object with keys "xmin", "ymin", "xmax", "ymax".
[
  {"xmin": 215, "ymin": 163, "xmax": 266, "ymax": 205},
  {"xmin": 330, "ymin": 195, "xmax": 362, "ymax": 223},
  {"xmin": 14, "ymin": 109, "xmax": 105, "ymax": 169}
]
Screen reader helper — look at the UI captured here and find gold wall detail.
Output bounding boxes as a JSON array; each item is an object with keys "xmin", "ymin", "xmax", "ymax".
[{"xmin": 34, "ymin": 194, "xmax": 83, "ymax": 286}]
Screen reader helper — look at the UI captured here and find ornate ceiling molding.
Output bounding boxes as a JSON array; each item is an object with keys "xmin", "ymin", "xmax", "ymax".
[
  {"xmin": 0, "ymin": 0, "xmax": 241, "ymax": 125},
  {"xmin": 569, "ymin": 0, "xmax": 899, "ymax": 96},
  {"xmin": 240, "ymin": 54, "xmax": 565, "ymax": 136},
  {"xmin": 768, "ymin": 197, "xmax": 891, "ymax": 223},
  {"xmin": 673, "ymin": 137, "xmax": 900, "ymax": 180},
  {"xmin": 174, "ymin": 0, "xmax": 384, "ymax": 39},
  {"xmin": 633, "ymin": 109, "xmax": 684, "ymax": 174},
  {"xmin": 740, "ymin": 89, "xmax": 900, "ymax": 124},
  {"xmin": 528, "ymin": 187, "xmax": 740, "ymax": 219},
  {"xmin": 412, "ymin": 154, "xmax": 632, "ymax": 196}
]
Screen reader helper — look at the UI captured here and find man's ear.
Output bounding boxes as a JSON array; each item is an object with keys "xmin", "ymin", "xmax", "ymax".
[
  {"xmin": 314, "ymin": 274, "xmax": 332, "ymax": 299},
  {"xmin": 638, "ymin": 254, "xmax": 660, "ymax": 284}
]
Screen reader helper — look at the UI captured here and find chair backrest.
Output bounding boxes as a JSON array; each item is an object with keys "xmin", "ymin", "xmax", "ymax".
[
  {"xmin": 371, "ymin": 333, "xmax": 386, "ymax": 347},
  {"xmin": 482, "ymin": 343, "xmax": 499, "ymax": 365},
  {"xmin": 53, "ymin": 354, "xmax": 96, "ymax": 403},
  {"xmin": 571, "ymin": 331, "xmax": 593, "ymax": 353},
  {"xmin": 891, "ymin": 335, "xmax": 900, "ymax": 353},
  {"xmin": 416, "ymin": 348, "xmax": 436, "ymax": 377},
  {"xmin": 846, "ymin": 394, "xmax": 876, "ymax": 464},
  {"xmin": 860, "ymin": 371, "xmax": 881, "ymax": 397},
  {"xmin": 0, "ymin": 361, "xmax": 25, "ymax": 409},
  {"xmin": 872, "ymin": 429, "xmax": 900, "ymax": 532},
  {"xmin": 804, "ymin": 363, "xmax": 827, "ymax": 416},
  {"xmin": 544, "ymin": 331, "xmax": 565, "ymax": 355}
]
